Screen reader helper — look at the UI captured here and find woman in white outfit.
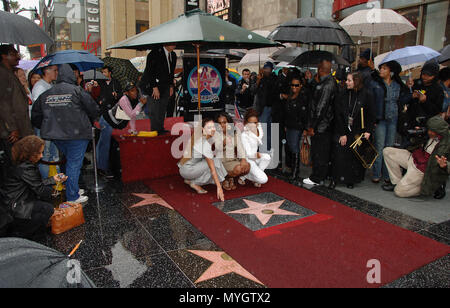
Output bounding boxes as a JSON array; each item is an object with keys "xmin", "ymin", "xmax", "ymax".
[
  {"xmin": 179, "ymin": 118, "xmax": 227, "ymax": 201},
  {"xmin": 239, "ymin": 109, "xmax": 272, "ymax": 187}
]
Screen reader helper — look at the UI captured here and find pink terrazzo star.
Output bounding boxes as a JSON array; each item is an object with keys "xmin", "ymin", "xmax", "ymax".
[
  {"xmin": 188, "ymin": 250, "xmax": 264, "ymax": 285},
  {"xmin": 130, "ymin": 194, "xmax": 174, "ymax": 210},
  {"xmin": 227, "ymin": 199, "xmax": 300, "ymax": 225}
]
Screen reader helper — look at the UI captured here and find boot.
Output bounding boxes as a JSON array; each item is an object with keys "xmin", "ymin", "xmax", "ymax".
[
  {"xmin": 290, "ymin": 154, "xmax": 300, "ymax": 181},
  {"xmin": 434, "ymin": 182, "xmax": 446, "ymax": 200}
]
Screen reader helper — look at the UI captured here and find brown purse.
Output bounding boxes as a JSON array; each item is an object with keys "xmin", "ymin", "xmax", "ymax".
[
  {"xmin": 51, "ymin": 203, "xmax": 85, "ymax": 235},
  {"xmin": 300, "ymin": 136, "xmax": 312, "ymax": 166}
]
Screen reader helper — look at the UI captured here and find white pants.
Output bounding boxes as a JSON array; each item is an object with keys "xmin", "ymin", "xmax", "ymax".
[
  {"xmin": 383, "ymin": 147, "xmax": 424, "ymax": 198},
  {"xmin": 241, "ymin": 154, "xmax": 271, "ymax": 184}
]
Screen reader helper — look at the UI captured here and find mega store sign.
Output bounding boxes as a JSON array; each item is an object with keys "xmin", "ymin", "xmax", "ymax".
[{"xmin": 83, "ymin": 0, "xmax": 101, "ymax": 56}]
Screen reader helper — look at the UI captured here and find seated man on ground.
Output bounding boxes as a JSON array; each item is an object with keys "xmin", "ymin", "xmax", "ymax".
[
  {"xmin": 382, "ymin": 115, "xmax": 449, "ymax": 199},
  {"xmin": 215, "ymin": 112, "xmax": 250, "ymax": 191}
]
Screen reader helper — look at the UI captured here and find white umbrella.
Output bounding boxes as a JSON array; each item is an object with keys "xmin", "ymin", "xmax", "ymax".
[
  {"xmin": 239, "ymin": 47, "xmax": 281, "ymax": 66},
  {"xmin": 130, "ymin": 56, "xmax": 147, "ymax": 73},
  {"xmin": 340, "ymin": 8, "xmax": 416, "ymax": 58}
]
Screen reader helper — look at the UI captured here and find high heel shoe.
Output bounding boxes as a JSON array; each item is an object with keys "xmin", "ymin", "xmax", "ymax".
[{"xmin": 346, "ymin": 184, "xmax": 354, "ymax": 189}]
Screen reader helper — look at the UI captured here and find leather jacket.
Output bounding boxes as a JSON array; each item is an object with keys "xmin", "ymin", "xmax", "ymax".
[
  {"xmin": 310, "ymin": 75, "xmax": 338, "ymax": 134},
  {"xmin": 3, "ymin": 162, "xmax": 55, "ymax": 220}
]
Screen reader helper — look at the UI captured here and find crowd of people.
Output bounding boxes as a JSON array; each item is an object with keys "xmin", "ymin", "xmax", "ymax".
[
  {"xmin": 186, "ymin": 47, "xmax": 450, "ymax": 202},
  {"xmin": 0, "ymin": 42, "xmax": 449, "ymax": 241}
]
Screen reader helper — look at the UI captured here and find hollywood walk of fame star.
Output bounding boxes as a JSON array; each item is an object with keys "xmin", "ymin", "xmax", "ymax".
[
  {"xmin": 130, "ymin": 193, "xmax": 174, "ymax": 210},
  {"xmin": 188, "ymin": 250, "xmax": 264, "ymax": 285},
  {"xmin": 227, "ymin": 199, "xmax": 300, "ymax": 226},
  {"xmin": 198, "ymin": 69, "xmax": 214, "ymax": 94}
]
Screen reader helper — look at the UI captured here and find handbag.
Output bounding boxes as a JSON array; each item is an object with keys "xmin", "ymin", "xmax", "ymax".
[
  {"xmin": 300, "ymin": 136, "xmax": 312, "ymax": 166},
  {"xmin": 115, "ymin": 105, "xmax": 131, "ymax": 120},
  {"xmin": 51, "ymin": 203, "xmax": 85, "ymax": 235}
]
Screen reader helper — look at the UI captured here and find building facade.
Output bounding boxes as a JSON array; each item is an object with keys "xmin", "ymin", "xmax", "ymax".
[{"xmin": 40, "ymin": 0, "xmax": 102, "ymax": 56}]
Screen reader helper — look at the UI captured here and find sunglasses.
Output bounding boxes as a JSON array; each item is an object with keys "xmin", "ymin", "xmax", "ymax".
[{"xmin": 291, "ymin": 84, "xmax": 301, "ymax": 88}]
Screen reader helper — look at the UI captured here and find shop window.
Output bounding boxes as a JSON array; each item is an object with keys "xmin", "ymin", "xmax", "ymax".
[{"xmin": 423, "ymin": 1, "xmax": 449, "ymax": 51}]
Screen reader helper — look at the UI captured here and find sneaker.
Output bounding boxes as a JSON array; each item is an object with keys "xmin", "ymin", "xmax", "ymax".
[
  {"xmin": 303, "ymin": 178, "xmax": 319, "ymax": 186},
  {"xmin": 69, "ymin": 195, "xmax": 89, "ymax": 204},
  {"xmin": 382, "ymin": 182, "xmax": 396, "ymax": 192},
  {"xmin": 79, "ymin": 189, "xmax": 86, "ymax": 196}
]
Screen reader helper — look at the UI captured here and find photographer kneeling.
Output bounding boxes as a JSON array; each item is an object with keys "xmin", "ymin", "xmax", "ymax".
[
  {"xmin": 2, "ymin": 136, "xmax": 67, "ymax": 240},
  {"xmin": 382, "ymin": 115, "xmax": 449, "ymax": 198}
]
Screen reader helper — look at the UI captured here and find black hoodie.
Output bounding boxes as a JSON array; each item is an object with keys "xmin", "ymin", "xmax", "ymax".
[{"xmin": 31, "ymin": 64, "xmax": 100, "ymax": 140}]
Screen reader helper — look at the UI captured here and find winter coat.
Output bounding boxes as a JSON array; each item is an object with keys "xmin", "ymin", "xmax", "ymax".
[
  {"xmin": 283, "ymin": 87, "xmax": 310, "ymax": 132},
  {"xmin": 310, "ymin": 75, "xmax": 338, "ymax": 134},
  {"xmin": 334, "ymin": 87, "xmax": 375, "ymax": 138},
  {"xmin": 2, "ymin": 162, "xmax": 55, "ymax": 220},
  {"xmin": 254, "ymin": 73, "xmax": 278, "ymax": 114},
  {"xmin": 31, "ymin": 64, "xmax": 100, "ymax": 141},
  {"xmin": 0, "ymin": 63, "xmax": 34, "ymax": 140},
  {"xmin": 371, "ymin": 71, "xmax": 411, "ymax": 122},
  {"xmin": 421, "ymin": 115, "xmax": 450, "ymax": 196},
  {"xmin": 409, "ymin": 79, "xmax": 444, "ymax": 126}
]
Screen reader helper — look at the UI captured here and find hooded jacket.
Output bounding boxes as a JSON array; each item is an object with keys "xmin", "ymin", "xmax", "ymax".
[
  {"xmin": 31, "ymin": 64, "xmax": 100, "ymax": 140},
  {"xmin": 421, "ymin": 116, "xmax": 450, "ymax": 196}
]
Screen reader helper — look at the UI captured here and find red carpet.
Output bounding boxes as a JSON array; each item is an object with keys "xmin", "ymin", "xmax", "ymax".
[{"xmin": 145, "ymin": 176, "xmax": 450, "ymax": 288}]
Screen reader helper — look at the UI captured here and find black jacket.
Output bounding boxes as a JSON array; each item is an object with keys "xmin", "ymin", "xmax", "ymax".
[
  {"xmin": 31, "ymin": 64, "xmax": 100, "ymax": 141},
  {"xmin": 254, "ymin": 73, "xmax": 278, "ymax": 114},
  {"xmin": 139, "ymin": 47, "xmax": 177, "ymax": 96},
  {"xmin": 310, "ymin": 75, "xmax": 338, "ymax": 134},
  {"xmin": 98, "ymin": 78, "xmax": 123, "ymax": 116},
  {"xmin": 2, "ymin": 162, "xmax": 55, "ymax": 220},
  {"xmin": 334, "ymin": 88, "xmax": 375, "ymax": 138},
  {"xmin": 408, "ymin": 79, "xmax": 445, "ymax": 126},
  {"xmin": 236, "ymin": 78, "xmax": 256, "ymax": 108},
  {"xmin": 284, "ymin": 87, "xmax": 311, "ymax": 131},
  {"xmin": 223, "ymin": 75, "xmax": 237, "ymax": 105}
]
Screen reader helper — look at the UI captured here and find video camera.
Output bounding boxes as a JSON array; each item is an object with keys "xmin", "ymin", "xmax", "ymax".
[{"xmin": 406, "ymin": 117, "xmax": 428, "ymax": 150}]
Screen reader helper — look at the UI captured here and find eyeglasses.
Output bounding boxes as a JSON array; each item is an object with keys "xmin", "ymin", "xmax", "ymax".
[{"xmin": 291, "ymin": 84, "xmax": 301, "ymax": 88}]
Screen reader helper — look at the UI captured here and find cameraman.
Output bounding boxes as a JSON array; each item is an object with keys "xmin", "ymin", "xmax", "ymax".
[{"xmin": 382, "ymin": 115, "xmax": 449, "ymax": 198}]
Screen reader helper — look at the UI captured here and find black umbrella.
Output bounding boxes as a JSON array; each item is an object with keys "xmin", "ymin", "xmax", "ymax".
[
  {"xmin": 290, "ymin": 50, "xmax": 351, "ymax": 67},
  {"xmin": 208, "ymin": 49, "xmax": 247, "ymax": 60},
  {"xmin": 0, "ymin": 10, "xmax": 53, "ymax": 46},
  {"xmin": 102, "ymin": 57, "xmax": 140, "ymax": 89},
  {"xmin": 270, "ymin": 47, "xmax": 307, "ymax": 63},
  {"xmin": 0, "ymin": 238, "xmax": 96, "ymax": 288},
  {"xmin": 438, "ymin": 45, "xmax": 450, "ymax": 64},
  {"xmin": 268, "ymin": 17, "xmax": 354, "ymax": 47}
]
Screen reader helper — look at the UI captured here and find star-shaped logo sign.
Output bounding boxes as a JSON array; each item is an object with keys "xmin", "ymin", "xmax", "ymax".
[
  {"xmin": 198, "ymin": 69, "xmax": 214, "ymax": 94},
  {"xmin": 188, "ymin": 250, "xmax": 264, "ymax": 285},
  {"xmin": 227, "ymin": 199, "xmax": 300, "ymax": 226},
  {"xmin": 130, "ymin": 193, "xmax": 174, "ymax": 210}
]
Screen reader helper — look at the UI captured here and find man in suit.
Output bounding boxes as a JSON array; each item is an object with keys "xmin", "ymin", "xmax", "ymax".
[{"xmin": 139, "ymin": 44, "xmax": 177, "ymax": 135}]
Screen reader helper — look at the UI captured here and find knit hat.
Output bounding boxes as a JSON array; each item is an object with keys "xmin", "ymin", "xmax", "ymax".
[
  {"xmin": 263, "ymin": 61, "xmax": 274, "ymax": 70},
  {"xmin": 421, "ymin": 60, "xmax": 440, "ymax": 77},
  {"xmin": 124, "ymin": 81, "xmax": 137, "ymax": 92},
  {"xmin": 360, "ymin": 48, "xmax": 374, "ymax": 61}
]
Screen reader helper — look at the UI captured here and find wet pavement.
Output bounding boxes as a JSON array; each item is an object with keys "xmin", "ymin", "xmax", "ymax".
[{"xmin": 36, "ymin": 169, "xmax": 449, "ymax": 288}]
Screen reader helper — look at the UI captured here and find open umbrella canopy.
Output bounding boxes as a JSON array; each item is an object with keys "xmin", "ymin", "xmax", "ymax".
[
  {"xmin": 270, "ymin": 47, "xmax": 307, "ymax": 63},
  {"xmin": 18, "ymin": 60, "xmax": 40, "ymax": 71},
  {"xmin": 0, "ymin": 10, "xmax": 53, "ymax": 46},
  {"xmin": 380, "ymin": 46, "xmax": 441, "ymax": 68},
  {"xmin": 290, "ymin": 50, "xmax": 351, "ymax": 67},
  {"xmin": 108, "ymin": 9, "xmax": 277, "ymax": 51},
  {"xmin": 32, "ymin": 50, "xmax": 104, "ymax": 73},
  {"xmin": 0, "ymin": 238, "xmax": 95, "ymax": 288},
  {"xmin": 83, "ymin": 69, "xmax": 108, "ymax": 80},
  {"xmin": 438, "ymin": 45, "xmax": 450, "ymax": 64},
  {"xmin": 102, "ymin": 57, "xmax": 140, "ymax": 89},
  {"xmin": 268, "ymin": 17, "xmax": 354, "ymax": 46},
  {"xmin": 208, "ymin": 49, "xmax": 247, "ymax": 60},
  {"xmin": 340, "ymin": 8, "xmax": 416, "ymax": 37}
]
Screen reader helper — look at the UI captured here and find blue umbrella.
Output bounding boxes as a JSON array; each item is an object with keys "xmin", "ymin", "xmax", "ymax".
[
  {"xmin": 380, "ymin": 46, "xmax": 441, "ymax": 67},
  {"xmin": 32, "ymin": 50, "xmax": 104, "ymax": 73}
]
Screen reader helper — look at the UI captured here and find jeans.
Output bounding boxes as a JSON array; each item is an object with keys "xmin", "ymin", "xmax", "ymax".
[
  {"xmin": 54, "ymin": 139, "xmax": 89, "ymax": 202},
  {"xmin": 260, "ymin": 106, "xmax": 272, "ymax": 152},
  {"xmin": 35, "ymin": 129, "xmax": 59, "ymax": 178},
  {"xmin": 373, "ymin": 119, "xmax": 397, "ymax": 181},
  {"xmin": 286, "ymin": 129, "xmax": 302, "ymax": 154},
  {"xmin": 96, "ymin": 116, "xmax": 113, "ymax": 171}
]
